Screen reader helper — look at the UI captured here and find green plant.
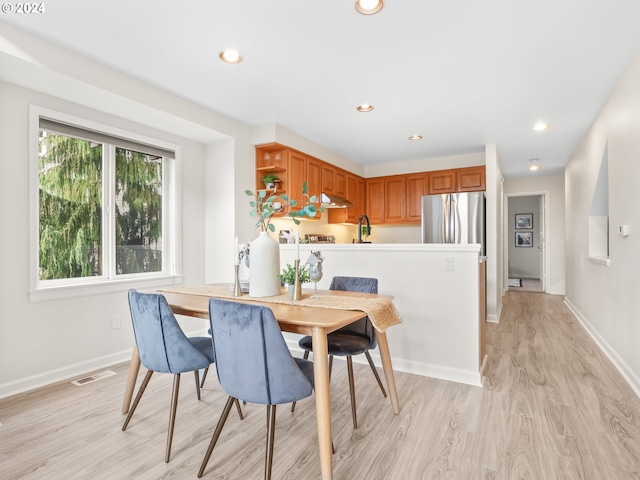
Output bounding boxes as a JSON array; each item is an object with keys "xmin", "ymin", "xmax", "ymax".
[
  {"xmin": 261, "ymin": 173, "xmax": 279, "ymax": 185},
  {"xmin": 246, "ymin": 181, "xmax": 324, "ymax": 232},
  {"xmin": 280, "ymin": 263, "xmax": 310, "ymax": 285}
]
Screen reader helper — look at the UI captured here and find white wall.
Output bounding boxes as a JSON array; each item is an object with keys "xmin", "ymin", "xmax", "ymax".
[
  {"xmin": 485, "ymin": 144, "xmax": 504, "ymax": 323},
  {"xmin": 564, "ymin": 52, "xmax": 640, "ymax": 396},
  {"xmin": 507, "ymin": 196, "xmax": 542, "ymax": 278},
  {"xmin": 504, "ymin": 176, "xmax": 566, "ymax": 294}
]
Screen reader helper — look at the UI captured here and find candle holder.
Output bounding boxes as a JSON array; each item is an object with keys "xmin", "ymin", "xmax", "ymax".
[
  {"xmin": 232, "ymin": 265, "xmax": 242, "ymax": 297},
  {"xmin": 292, "ymin": 259, "xmax": 303, "ymax": 301}
]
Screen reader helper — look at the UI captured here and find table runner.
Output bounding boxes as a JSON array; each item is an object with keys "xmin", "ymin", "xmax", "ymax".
[{"xmin": 159, "ymin": 284, "xmax": 402, "ymax": 332}]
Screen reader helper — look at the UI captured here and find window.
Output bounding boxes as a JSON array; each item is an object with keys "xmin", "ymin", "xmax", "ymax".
[{"xmin": 32, "ymin": 109, "xmax": 180, "ymax": 299}]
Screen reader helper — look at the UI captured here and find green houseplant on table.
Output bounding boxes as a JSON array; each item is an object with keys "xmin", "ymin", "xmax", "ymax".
[{"xmin": 245, "ymin": 182, "xmax": 322, "ymax": 298}]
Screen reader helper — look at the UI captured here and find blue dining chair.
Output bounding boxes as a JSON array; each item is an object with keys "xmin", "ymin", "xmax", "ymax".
[
  {"xmin": 198, "ymin": 298, "xmax": 315, "ymax": 480},
  {"xmin": 293, "ymin": 276, "xmax": 387, "ymax": 429},
  {"xmin": 122, "ymin": 290, "xmax": 241, "ymax": 463}
]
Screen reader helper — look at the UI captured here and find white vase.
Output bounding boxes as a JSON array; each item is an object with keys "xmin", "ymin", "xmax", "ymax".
[{"xmin": 249, "ymin": 231, "xmax": 281, "ymax": 297}]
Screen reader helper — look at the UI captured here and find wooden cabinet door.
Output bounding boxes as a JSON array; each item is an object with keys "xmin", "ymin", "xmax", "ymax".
[
  {"xmin": 335, "ymin": 169, "xmax": 347, "ymax": 197},
  {"xmin": 429, "ymin": 169, "xmax": 456, "ymax": 194},
  {"xmin": 287, "ymin": 150, "xmax": 307, "ymax": 208},
  {"xmin": 321, "ymin": 163, "xmax": 335, "ymax": 195},
  {"xmin": 383, "ymin": 175, "xmax": 406, "ymax": 223},
  {"xmin": 306, "ymin": 157, "xmax": 322, "ymax": 206},
  {"xmin": 345, "ymin": 174, "xmax": 359, "ymax": 223},
  {"xmin": 366, "ymin": 177, "xmax": 385, "ymax": 224},
  {"xmin": 406, "ymin": 173, "xmax": 428, "ymax": 223},
  {"xmin": 457, "ymin": 166, "xmax": 486, "ymax": 191}
]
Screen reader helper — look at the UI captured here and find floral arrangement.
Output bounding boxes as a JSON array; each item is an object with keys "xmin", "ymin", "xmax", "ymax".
[
  {"xmin": 246, "ymin": 181, "xmax": 323, "ymax": 232},
  {"xmin": 280, "ymin": 263, "xmax": 310, "ymax": 285}
]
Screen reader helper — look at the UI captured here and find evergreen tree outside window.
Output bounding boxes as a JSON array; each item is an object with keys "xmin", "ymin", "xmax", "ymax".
[{"xmin": 37, "ymin": 117, "xmax": 173, "ymax": 286}]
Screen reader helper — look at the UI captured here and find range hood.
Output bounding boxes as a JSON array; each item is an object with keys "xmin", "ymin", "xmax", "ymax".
[{"xmin": 320, "ymin": 192, "xmax": 353, "ymax": 208}]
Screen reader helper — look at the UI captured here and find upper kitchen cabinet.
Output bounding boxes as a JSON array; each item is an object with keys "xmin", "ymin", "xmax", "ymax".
[
  {"xmin": 306, "ymin": 156, "xmax": 322, "ymax": 207},
  {"xmin": 428, "ymin": 169, "xmax": 456, "ymax": 194},
  {"xmin": 456, "ymin": 166, "xmax": 486, "ymax": 192},
  {"xmin": 328, "ymin": 173, "xmax": 365, "ymax": 224},
  {"xmin": 255, "ymin": 143, "xmax": 287, "ymax": 193},
  {"xmin": 366, "ymin": 177, "xmax": 385, "ymax": 224},
  {"xmin": 384, "ymin": 175, "xmax": 407, "ymax": 223},
  {"xmin": 406, "ymin": 173, "xmax": 428, "ymax": 223},
  {"xmin": 286, "ymin": 149, "xmax": 307, "ymax": 208}
]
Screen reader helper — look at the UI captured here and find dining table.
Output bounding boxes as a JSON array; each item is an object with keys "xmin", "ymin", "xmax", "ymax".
[{"xmin": 121, "ymin": 284, "xmax": 402, "ymax": 480}]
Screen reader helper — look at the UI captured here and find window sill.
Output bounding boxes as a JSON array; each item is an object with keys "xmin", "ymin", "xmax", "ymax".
[
  {"xmin": 587, "ymin": 256, "xmax": 610, "ymax": 267},
  {"xmin": 29, "ymin": 274, "xmax": 184, "ymax": 303}
]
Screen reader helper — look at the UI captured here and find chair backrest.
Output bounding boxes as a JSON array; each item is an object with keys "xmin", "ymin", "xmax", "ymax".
[
  {"xmin": 127, "ymin": 290, "xmax": 212, "ymax": 374},
  {"xmin": 208, "ymin": 298, "xmax": 314, "ymax": 405},
  {"xmin": 329, "ymin": 276, "xmax": 378, "ymax": 347}
]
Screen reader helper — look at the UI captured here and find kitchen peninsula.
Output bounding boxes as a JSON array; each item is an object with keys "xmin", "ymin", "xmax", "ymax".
[{"xmin": 277, "ymin": 243, "xmax": 486, "ymax": 386}]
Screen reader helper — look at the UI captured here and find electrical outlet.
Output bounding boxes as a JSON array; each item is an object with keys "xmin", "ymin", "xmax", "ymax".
[
  {"xmin": 444, "ymin": 257, "xmax": 454, "ymax": 271},
  {"xmin": 111, "ymin": 315, "xmax": 121, "ymax": 330}
]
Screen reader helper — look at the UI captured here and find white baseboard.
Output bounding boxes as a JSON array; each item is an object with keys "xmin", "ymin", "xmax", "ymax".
[
  {"xmin": 564, "ymin": 298, "xmax": 640, "ymax": 399},
  {"xmin": 285, "ymin": 340, "xmax": 483, "ymax": 388},
  {"xmin": 0, "ymin": 349, "xmax": 133, "ymax": 400}
]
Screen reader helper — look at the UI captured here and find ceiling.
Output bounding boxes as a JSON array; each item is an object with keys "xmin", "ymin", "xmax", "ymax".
[{"xmin": 3, "ymin": 0, "xmax": 640, "ymax": 178}]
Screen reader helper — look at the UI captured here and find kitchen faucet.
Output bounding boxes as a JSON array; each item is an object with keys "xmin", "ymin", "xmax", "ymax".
[{"xmin": 357, "ymin": 214, "xmax": 371, "ymax": 243}]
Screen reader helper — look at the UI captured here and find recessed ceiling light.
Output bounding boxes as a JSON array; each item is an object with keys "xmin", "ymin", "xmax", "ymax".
[
  {"xmin": 409, "ymin": 135, "xmax": 423, "ymax": 141},
  {"xmin": 528, "ymin": 158, "xmax": 541, "ymax": 171},
  {"xmin": 219, "ymin": 49, "xmax": 242, "ymax": 64},
  {"xmin": 355, "ymin": 0, "xmax": 384, "ymax": 15},
  {"xmin": 532, "ymin": 122, "xmax": 550, "ymax": 131},
  {"xmin": 357, "ymin": 104, "xmax": 374, "ymax": 112}
]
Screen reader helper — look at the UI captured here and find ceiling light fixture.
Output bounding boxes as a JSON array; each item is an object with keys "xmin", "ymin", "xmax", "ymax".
[
  {"xmin": 528, "ymin": 158, "xmax": 541, "ymax": 171},
  {"xmin": 532, "ymin": 122, "xmax": 550, "ymax": 131},
  {"xmin": 355, "ymin": 0, "xmax": 384, "ymax": 15},
  {"xmin": 409, "ymin": 135, "xmax": 423, "ymax": 141},
  {"xmin": 219, "ymin": 49, "xmax": 242, "ymax": 64},
  {"xmin": 357, "ymin": 104, "xmax": 374, "ymax": 112}
]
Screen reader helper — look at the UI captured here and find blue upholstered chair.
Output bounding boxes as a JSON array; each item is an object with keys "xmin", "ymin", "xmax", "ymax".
[
  {"xmin": 122, "ymin": 290, "xmax": 225, "ymax": 463},
  {"xmin": 198, "ymin": 298, "xmax": 315, "ymax": 480},
  {"xmin": 294, "ymin": 276, "xmax": 387, "ymax": 429}
]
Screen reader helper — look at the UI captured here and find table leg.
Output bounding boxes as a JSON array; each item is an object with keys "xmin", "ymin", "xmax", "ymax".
[
  {"xmin": 122, "ymin": 345, "xmax": 141, "ymax": 414},
  {"xmin": 312, "ymin": 326, "xmax": 333, "ymax": 480},
  {"xmin": 375, "ymin": 331, "xmax": 400, "ymax": 415}
]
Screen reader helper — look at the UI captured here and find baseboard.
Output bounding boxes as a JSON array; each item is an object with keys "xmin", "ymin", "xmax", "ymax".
[
  {"xmin": 0, "ymin": 349, "xmax": 133, "ymax": 400},
  {"xmin": 564, "ymin": 297, "xmax": 640, "ymax": 399},
  {"xmin": 285, "ymin": 340, "xmax": 483, "ymax": 388}
]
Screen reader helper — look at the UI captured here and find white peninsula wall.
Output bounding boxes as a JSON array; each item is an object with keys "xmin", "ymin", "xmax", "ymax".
[{"xmin": 278, "ymin": 244, "xmax": 484, "ymax": 386}]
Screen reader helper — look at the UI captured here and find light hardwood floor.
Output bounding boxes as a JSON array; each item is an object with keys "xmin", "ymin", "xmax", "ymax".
[{"xmin": 2, "ymin": 292, "xmax": 640, "ymax": 479}]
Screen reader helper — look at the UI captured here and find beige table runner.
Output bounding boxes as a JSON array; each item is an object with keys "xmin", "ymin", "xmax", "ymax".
[{"xmin": 159, "ymin": 284, "xmax": 402, "ymax": 332}]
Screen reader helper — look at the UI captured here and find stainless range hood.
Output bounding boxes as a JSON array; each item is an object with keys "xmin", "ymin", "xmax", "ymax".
[{"xmin": 320, "ymin": 192, "xmax": 353, "ymax": 208}]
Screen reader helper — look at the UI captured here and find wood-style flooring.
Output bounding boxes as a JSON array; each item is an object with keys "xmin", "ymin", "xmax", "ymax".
[{"xmin": 1, "ymin": 291, "xmax": 640, "ymax": 479}]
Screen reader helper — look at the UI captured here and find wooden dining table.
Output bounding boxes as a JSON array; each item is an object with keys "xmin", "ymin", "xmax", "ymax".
[{"xmin": 121, "ymin": 286, "xmax": 401, "ymax": 480}]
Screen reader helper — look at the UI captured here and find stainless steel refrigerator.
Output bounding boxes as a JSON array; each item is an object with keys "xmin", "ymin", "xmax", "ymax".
[{"xmin": 421, "ymin": 192, "xmax": 485, "ymax": 255}]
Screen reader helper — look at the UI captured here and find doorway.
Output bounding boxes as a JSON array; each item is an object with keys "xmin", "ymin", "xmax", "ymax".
[{"xmin": 505, "ymin": 193, "xmax": 547, "ymax": 293}]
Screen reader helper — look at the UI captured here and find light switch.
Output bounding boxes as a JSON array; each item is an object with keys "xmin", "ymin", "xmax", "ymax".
[{"xmin": 619, "ymin": 225, "xmax": 630, "ymax": 237}]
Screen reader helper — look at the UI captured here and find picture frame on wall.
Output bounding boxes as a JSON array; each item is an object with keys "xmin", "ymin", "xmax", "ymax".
[
  {"xmin": 515, "ymin": 213, "xmax": 533, "ymax": 229},
  {"xmin": 515, "ymin": 231, "xmax": 533, "ymax": 247}
]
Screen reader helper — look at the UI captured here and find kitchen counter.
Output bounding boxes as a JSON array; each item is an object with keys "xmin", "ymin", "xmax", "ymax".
[{"xmin": 277, "ymin": 242, "xmax": 485, "ymax": 386}]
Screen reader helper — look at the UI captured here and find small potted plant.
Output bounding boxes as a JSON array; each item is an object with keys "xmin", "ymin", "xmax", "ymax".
[
  {"xmin": 261, "ymin": 173, "xmax": 280, "ymax": 190},
  {"xmin": 280, "ymin": 263, "xmax": 310, "ymax": 298}
]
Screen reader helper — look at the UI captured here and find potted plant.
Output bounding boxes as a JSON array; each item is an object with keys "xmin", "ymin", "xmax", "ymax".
[
  {"xmin": 281, "ymin": 262, "xmax": 310, "ymax": 299},
  {"xmin": 261, "ymin": 173, "xmax": 280, "ymax": 190}
]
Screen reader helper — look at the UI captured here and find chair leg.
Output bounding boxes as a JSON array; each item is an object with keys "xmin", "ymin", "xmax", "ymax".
[
  {"xmin": 165, "ymin": 373, "xmax": 181, "ymax": 463},
  {"xmin": 200, "ymin": 367, "xmax": 209, "ymax": 388},
  {"xmin": 235, "ymin": 399, "xmax": 244, "ymax": 420},
  {"xmin": 122, "ymin": 369, "xmax": 154, "ymax": 431},
  {"xmin": 194, "ymin": 371, "xmax": 202, "ymax": 401},
  {"xmin": 265, "ymin": 405, "xmax": 277, "ymax": 480},
  {"xmin": 328, "ymin": 355, "xmax": 334, "ymax": 380},
  {"xmin": 346, "ymin": 356, "xmax": 358, "ymax": 429},
  {"xmin": 198, "ymin": 396, "xmax": 236, "ymax": 478},
  {"xmin": 364, "ymin": 351, "xmax": 387, "ymax": 398}
]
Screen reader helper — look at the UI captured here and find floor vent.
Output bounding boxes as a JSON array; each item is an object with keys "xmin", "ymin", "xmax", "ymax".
[{"xmin": 71, "ymin": 370, "xmax": 117, "ymax": 387}]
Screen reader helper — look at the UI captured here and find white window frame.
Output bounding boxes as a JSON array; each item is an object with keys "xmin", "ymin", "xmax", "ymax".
[{"xmin": 29, "ymin": 106, "xmax": 183, "ymax": 302}]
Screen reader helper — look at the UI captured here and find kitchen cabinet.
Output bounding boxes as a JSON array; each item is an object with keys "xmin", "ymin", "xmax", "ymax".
[
  {"xmin": 384, "ymin": 175, "xmax": 407, "ymax": 223},
  {"xmin": 334, "ymin": 169, "xmax": 347, "ymax": 198},
  {"xmin": 321, "ymin": 163, "xmax": 336, "ymax": 195},
  {"xmin": 365, "ymin": 177, "xmax": 385, "ymax": 224},
  {"xmin": 406, "ymin": 173, "xmax": 428, "ymax": 223},
  {"xmin": 429, "ymin": 169, "xmax": 456, "ymax": 194},
  {"xmin": 287, "ymin": 149, "xmax": 307, "ymax": 209},
  {"xmin": 328, "ymin": 173, "xmax": 365, "ymax": 224},
  {"xmin": 306, "ymin": 156, "xmax": 322, "ymax": 207},
  {"xmin": 457, "ymin": 166, "xmax": 486, "ymax": 192}
]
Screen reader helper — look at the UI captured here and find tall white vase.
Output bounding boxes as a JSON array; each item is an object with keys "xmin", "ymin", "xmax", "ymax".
[{"xmin": 249, "ymin": 231, "xmax": 281, "ymax": 297}]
